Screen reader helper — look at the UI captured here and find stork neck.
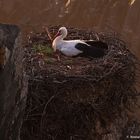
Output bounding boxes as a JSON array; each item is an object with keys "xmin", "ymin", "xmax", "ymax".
[
  {"xmin": 53, "ymin": 36, "xmax": 63, "ymax": 46},
  {"xmin": 52, "ymin": 35, "xmax": 64, "ymax": 51},
  {"xmin": 56, "ymin": 35, "xmax": 64, "ymax": 41}
]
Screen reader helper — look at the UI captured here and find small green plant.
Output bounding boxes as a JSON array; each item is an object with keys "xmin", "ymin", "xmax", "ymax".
[{"xmin": 32, "ymin": 44, "xmax": 54, "ymax": 56}]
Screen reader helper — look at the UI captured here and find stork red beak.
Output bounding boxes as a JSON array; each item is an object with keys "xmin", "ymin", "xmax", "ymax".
[{"xmin": 54, "ymin": 31, "xmax": 61, "ymax": 39}]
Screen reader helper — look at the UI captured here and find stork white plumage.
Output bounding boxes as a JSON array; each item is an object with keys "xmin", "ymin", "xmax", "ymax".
[{"xmin": 52, "ymin": 27, "xmax": 108, "ymax": 59}]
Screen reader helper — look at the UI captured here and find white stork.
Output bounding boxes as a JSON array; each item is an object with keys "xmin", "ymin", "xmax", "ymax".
[{"xmin": 52, "ymin": 27, "xmax": 108, "ymax": 59}]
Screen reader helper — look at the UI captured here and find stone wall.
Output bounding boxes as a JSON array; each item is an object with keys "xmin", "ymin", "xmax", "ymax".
[{"xmin": 0, "ymin": 23, "xmax": 27, "ymax": 140}]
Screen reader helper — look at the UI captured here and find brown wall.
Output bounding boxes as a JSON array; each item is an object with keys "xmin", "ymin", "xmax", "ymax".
[{"xmin": 0, "ymin": 0, "xmax": 139, "ymax": 56}]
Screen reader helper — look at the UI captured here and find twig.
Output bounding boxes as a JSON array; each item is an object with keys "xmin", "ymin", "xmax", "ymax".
[
  {"xmin": 40, "ymin": 92, "xmax": 60, "ymax": 138},
  {"xmin": 43, "ymin": 26, "xmax": 53, "ymax": 42}
]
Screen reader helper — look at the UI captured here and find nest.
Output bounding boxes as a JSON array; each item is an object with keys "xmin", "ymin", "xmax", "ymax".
[{"xmin": 21, "ymin": 26, "xmax": 140, "ymax": 140}]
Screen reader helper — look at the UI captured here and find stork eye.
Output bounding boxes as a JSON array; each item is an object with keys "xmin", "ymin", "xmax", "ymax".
[{"xmin": 59, "ymin": 30, "xmax": 62, "ymax": 34}]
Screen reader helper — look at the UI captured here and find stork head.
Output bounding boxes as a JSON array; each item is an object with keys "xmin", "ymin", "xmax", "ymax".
[{"xmin": 54, "ymin": 27, "xmax": 67, "ymax": 39}]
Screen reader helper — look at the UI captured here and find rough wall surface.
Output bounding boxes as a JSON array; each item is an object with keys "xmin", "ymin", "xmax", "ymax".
[{"xmin": 0, "ymin": 23, "xmax": 27, "ymax": 140}]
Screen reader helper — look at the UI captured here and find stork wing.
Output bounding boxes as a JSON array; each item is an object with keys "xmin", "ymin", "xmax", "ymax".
[
  {"xmin": 75, "ymin": 43, "xmax": 105, "ymax": 58},
  {"xmin": 84, "ymin": 40, "xmax": 108, "ymax": 50}
]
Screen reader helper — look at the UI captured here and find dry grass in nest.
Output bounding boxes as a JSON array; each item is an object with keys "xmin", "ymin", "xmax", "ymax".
[{"xmin": 21, "ymin": 26, "xmax": 140, "ymax": 140}]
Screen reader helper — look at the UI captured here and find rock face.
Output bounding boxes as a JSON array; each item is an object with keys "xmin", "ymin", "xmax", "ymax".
[{"xmin": 0, "ymin": 24, "xmax": 27, "ymax": 140}]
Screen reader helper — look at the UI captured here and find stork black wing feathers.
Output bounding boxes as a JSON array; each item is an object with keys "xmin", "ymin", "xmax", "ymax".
[
  {"xmin": 75, "ymin": 41, "xmax": 107, "ymax": 58},
  {"xmin": 85, "ymin": 40, "xmax": 108, "ymax": 50}
]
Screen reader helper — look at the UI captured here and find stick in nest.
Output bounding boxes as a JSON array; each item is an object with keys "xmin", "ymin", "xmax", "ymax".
[
  {"xmin": 42, "ymin": 26, "xmax": 61, "ymax": 61},
  {"xmin": 43, "ymin": 26, "xmax": 53, "ymax": 42}
]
